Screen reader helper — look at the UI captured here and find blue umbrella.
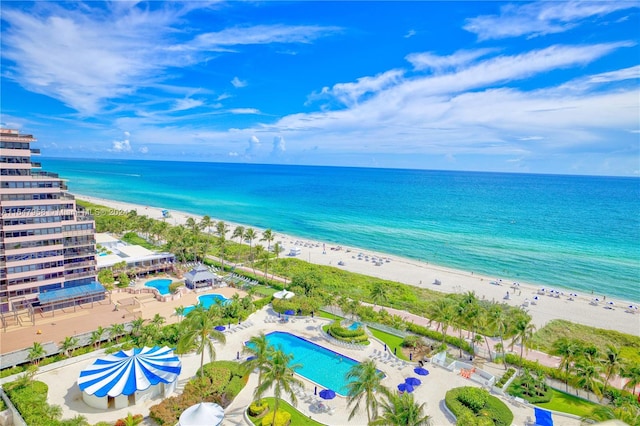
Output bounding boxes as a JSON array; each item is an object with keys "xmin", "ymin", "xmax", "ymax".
[
  {"xmin": 405, "ymin": 377, "xmax": 421, "ymax": 386},
  {"xmin": 284, "ymin": 309, "xmax": 295, "ymax": 316},
  {"xmin": 397, "ymin": 383, "xmax": 414, "ymax": 393},
  {"xmin": 414, "ymin": 367, "xmax": 429, "ymax": 376},
  {"xmin": 319, "ymin": 389, "xmax": 336, "ymax": 400},
  {"xmin": 214, "ymin": 325, "xmax": 226, "ymax": 331},
  {"xmin": 246, "ymin": 356, "xmax": 256, "ymax": 361}
]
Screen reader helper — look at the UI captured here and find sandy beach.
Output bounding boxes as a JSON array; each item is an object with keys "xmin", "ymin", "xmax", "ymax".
[{"xmin": 77, "ymin": 194, "xmax": 640, "ymax": 336}]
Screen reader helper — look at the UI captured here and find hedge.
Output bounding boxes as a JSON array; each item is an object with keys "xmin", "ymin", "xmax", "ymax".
[
  {"xmin": 495, "ymin": 368, "xmax": 516, "ymax": 388},
  {"xmin": 406, "ymin": 322, "xmax": 474, "ymax": 354},
  {"xmin": 445, "ymin": 386, "xmax": 513, "ymax": 426},
  {"xmin": 261, "ymin": 409, "xmax": 291, "ymax": 426}
]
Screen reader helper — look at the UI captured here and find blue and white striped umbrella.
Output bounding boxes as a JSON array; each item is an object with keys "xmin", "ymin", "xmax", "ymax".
[{"xmin": 78, "ymin": 346, "xmax": 181, "ymax": 397}]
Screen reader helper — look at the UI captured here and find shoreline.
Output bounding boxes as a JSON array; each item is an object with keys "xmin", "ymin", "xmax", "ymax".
[{"xmin": 76, "ymin": 193, "xmax": 640, "ymax": 336}]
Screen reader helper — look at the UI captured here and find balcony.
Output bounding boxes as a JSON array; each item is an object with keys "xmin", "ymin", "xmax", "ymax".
[
  {"xmin": 31, "ymin": 171, "xmax": 59, "ymax": 179},
  {"xmin": 30, "ymin": 148, "xmax": 41, "ymax": 155},
  {"xmin": 31, "ymin": 162, "xmax": 42, "ymax": 168}
]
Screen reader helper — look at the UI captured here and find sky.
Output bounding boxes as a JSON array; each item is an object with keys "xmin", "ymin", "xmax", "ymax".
[{"xmin": 1, "ymin": 1, "xmax": 639, "ymax": 176}]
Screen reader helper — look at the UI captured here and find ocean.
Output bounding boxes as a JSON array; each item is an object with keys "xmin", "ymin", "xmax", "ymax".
[{"xmin": 41, "ymin": 158, "xmax": 640, "ymax": 303}]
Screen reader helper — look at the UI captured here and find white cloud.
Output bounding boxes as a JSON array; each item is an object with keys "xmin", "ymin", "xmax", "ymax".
[
  {"xmin": 172, "ymin": 98, "xmax": 204, "ymax": 112},
  {"xmin": 272, "ymin": 136, "xmax": 286, "ymax": 156},
  {"xmin": 1, "ymin": 4, "xmax": 339, "ymax": 116},
  {"xmin": 231, "ymin": 77, "xmax": 247, "ymax": 88},
  {"xmin": 245, "ymin": 135, "xmax": 260, "ymax": 156},
  {"xmin": 229, "ymin": 108, "xmax": 260, "ymax": 115},
  {"xmin": 139, "ymin": 146, "xmax": 148, "ymax": 154},
  {"xmin": 464, "ymin": 1, "xmax": 638, "ymax": 40},
  {"xmin": 189, "ymin": 24, "xmax": 342, "ymax": 49},
  {"xmin": 311, "ymin": 69, "xmax": 404, "ymax": 107},
  {"xmin": 404, "ymin": 29, "xmax": 416, "ymax": 39},
  {"xmin": 406, "ymin": 49, "xmax": 497, "ymax": 72},
  {"xmin": 228, "ymin": 151, "xmax": 239, "ymax": 157},
  {"xmin": 111, "ymin": 137, "xmax": 131, "ymax": 152}
]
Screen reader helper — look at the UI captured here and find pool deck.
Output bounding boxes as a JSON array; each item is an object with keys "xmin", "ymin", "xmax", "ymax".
[{"xmin": 18, "ymin": 306, "xmax": 582, "ymax": 426}]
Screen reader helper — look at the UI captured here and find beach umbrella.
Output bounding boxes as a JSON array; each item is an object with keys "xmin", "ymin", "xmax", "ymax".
[
  {"xmin": 405, "ymin": 377, "xmax": 421, "ymax": 386},
  {"xmin": 273, "ymin": 290, "xmax": 295, "ymax": 299},
  {"xmin": 397, "ymin": 383, "xmax": 414, "ymax": 393},
  {"xmin": 284, "ymin": 309, "xmax": 295, "ymax": 316},
  {"xmin": 214, "ymin": 325, "xmax": 226, "ymax": 331},
  {"xmin": 608, "ymin": 301, "xmax": 615, "ymax": 306},
  {"xmin": 246, "ymin": 356, "xmax": 256, "ymax": 361},
  {"xmin": 414, "ymin": 367, "xmax": 429, "ymax": 376},
  {"xmin": 319, "ymin": 389, "xmax": 336, "ymax": 400},
  {"xmin": 179, "ymin": 402, "xmax": 224, "ymax": 426}
]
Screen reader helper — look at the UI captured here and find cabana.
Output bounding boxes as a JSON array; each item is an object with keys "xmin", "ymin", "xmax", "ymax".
[
  {"xmin": 184, "ymin": 264, "xmax": 218, "ymax": 289},
  {"xmin": 78, "ymin": 346, "xmax": 181, "ymax": 409},
  {"xmin": 273, "ymin": 290, "xmax": 295, "ymax": 299}
]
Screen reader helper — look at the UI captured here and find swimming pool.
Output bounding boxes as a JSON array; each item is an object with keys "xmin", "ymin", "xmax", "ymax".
[
  {"xmin": 183, "ymin": 293, "xmax": 230, "ymax": 315},
  {"xmin": 261, "ymin": 331, "xmax": 360, "ymax": 396},
  {"xmin": 144, "ymin": 279, "xmax": 172, "ymax": 295}
]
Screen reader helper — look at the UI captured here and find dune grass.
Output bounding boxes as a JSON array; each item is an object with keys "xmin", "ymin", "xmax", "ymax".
[
  {"xmin": 530, "ymin": 320, "xmax": 640, "ymax": 364},
  {"xmin": 247, "ymin": 397, "xmax": 325, "ymax": 426},
  {"xmin": 535, "ymin": 388, "xmax": 598, "ymax": 417}
]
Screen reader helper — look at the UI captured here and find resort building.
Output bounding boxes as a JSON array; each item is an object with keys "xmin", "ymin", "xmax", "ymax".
[
  {"xmin": 96, "ymin": 233, "xmax": 175, "ymax": 276},
  {"xmin": 0, "ymin": 128, "xmax": 103, "ymax": 316}
]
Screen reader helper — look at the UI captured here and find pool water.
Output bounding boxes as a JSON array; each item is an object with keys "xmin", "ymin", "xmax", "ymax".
[
  {"xmin": 183, "ymin": 293, "xmax": 230, "ymax": 315},
  {"xmin": 261, "ymin": 331, "xmax": 359, "ymax": 396},
  {"xmin": 348, "ymin": 322, "xmax": 362, "ymax": 330},
  {"xmin": 144, "ymin": 279, "xmax": 172, "ymax": 295}
]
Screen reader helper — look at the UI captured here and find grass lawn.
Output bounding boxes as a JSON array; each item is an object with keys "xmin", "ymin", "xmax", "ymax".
[
  {"xmin": 247, "ymin": 397, "xmax": 325, "ymax": 426},
  {"xmin": 252, "ymin": 285, "xmax": 278, "ymax": 297},
  {"xmin": 368, "ymin": 327, "xmax": 409, "ymax": 360},
  {"xmin": 318, "ymin": 310, "xmax": 343, "ymax": 321},
  {"xmin": 535, "ymin": 388, "xmax": 598, "ymax": 417}
]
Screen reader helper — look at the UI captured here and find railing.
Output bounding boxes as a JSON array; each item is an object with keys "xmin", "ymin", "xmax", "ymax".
[
  {"xmin": 30, "ymin": 171, "xmax": 59, "ymax": 179},
  {"xmin": 30, "ymin": 148, "xmax": 40, "ymax": 155}
]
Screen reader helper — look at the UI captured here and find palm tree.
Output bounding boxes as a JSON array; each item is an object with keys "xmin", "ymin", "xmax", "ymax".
[
  {"xmin": 174, "ymin": 305, "xmax": 186, "ymax": 323},
  {"xmin": 345, "ymin": 359, "xmax": 387, "ymax": 423},
  {"xmin": 186, "ymin": 217, "xmax": 202, "ymax": 261},
  {"xmin": 573, "ymin": 358, "xmax": 603, "ymax": 401},
  {"xmin": 581, "ymin": 402, "xmax": 640, "ymax": 425},
  {"xmin": 254, "ymin": 348, "xmax": 303, "ymax": 426},
  {"xmin": 130, "ymin": 317, "xmax": 145, "ymax": 338},
  {"xmin": 602, "ymin": 344, "xmax": 621, "ymax": 399},
  {"xmin": 260, "ymin": 228, "xmax": 275, "ymax": 251},
  {"xmin": 370, "ymin": 282, "xmax": 389, "ymax": 308},
  {"xmin": 178, "ymin": 306, "xmax": 226, "ymax": 377},
  {"xmin": 201, "ymin": 215, "xmax": 213, "ymax": 234},
  {"xmin": 215, "ymin": 220, "xmax": 229, "ymax": 271},
  {"xmin": 488, "ymin": 305, "xmax": 509, "ymax": 369},
  {"xmin": 254, "ymin": 244, "xmax": 266, "ymax": 276},
  {"xmin": 109, "ymin": 323, "xmax": 126, "ymax": 344},
  {"xmin": 28, "ymin": 342, "xmax": 46, "ymax": 365},
  {"xmin": 622, "ymin": 364, "xmax": 640, "ymax": 395},
  {"xmin": 90, "ymin": 326, "xmax": 105, "ymax": 349},
  {"xmin": 244, "ymin": 228, "xmax": 257, "ymax": 269},
  {"xmin": 242, "ymin": 333, "xmax": 274, "ymax": 397},
  {"xmin": 552, "ymin": 337, "xmax": 582, "ymax": 392},
  {"xmin": 428, "ymin": 298, "xmax": 455, "ymax": 343},
  {"xmin": 509, "ymin": 311, "xmax": 535, "ymax": 363},
  {"xmin": 371, "ymin": 391, "xmax": 431, "ymax": 426},
  {"xmin": 59, "ymin": 336, "xmax": 79, "ymax": 357},
  {"xmin": 232, "ymin": 225, "xmax": 245, "ymax": 243}
]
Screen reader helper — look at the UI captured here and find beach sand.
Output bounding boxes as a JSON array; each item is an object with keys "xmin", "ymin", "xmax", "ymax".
[{"xmin": 77, "ymin": 194, "xmax": 640, "ymax": 336}]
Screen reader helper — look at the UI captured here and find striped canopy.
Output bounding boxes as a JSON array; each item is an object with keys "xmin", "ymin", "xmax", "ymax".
[{"xmin": 78, "ymin": 346, "xmax": 181, "ymax": 397}]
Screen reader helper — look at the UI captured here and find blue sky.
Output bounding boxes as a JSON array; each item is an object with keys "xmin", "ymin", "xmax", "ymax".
[{"xmin": 1, "ymin": 1, "xmax": 639, "ymax": 176}]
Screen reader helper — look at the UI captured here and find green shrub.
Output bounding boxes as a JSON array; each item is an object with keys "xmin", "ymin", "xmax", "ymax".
[
  {"xmin": 248, "ymin": 400, "xmax": 269, "ymax": 417},
  {"xmin": 253, "ymin": 297, "xmax": 271, "ymax": 310},
  {"xmin": 458, "ymin": 387, "xmax": 489, "ymax": 412},
  {"xmin": 445, "ymin": 387, "xmax": 513, "ymax": 426},
  {"xmin": 402, "ymin": 334, "xmax": 421, "ymax": 348},
  {"xmin": 495, "ymin": 368, "xmax": 516, "ymax": 388},
  {"xmin": 225, "ymin": 375, "xmax": 245, "ymax": 398},
  {"xmin": 261, "ymin": 409, "xmax": 291, "ymax": 426}
]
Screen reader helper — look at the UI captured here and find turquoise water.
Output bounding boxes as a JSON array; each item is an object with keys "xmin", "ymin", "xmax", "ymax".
[
  {"xmin": 262, "ymin": 331, "xmax": 358, "ymax": 396},
  {"xmin": 348, "ymin": 322, "xmax": 362, "ymax": 331},
  {"xmin": 41, "ymin": 158, "xmax": 640, "ymax": 302},
  {"xmin": 183, "ymin": 293, "xmax": 230, "ymax": 315},
  {"xmin": 144, "ymin": 279, "xmax": 172, "ymax": 295}
]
